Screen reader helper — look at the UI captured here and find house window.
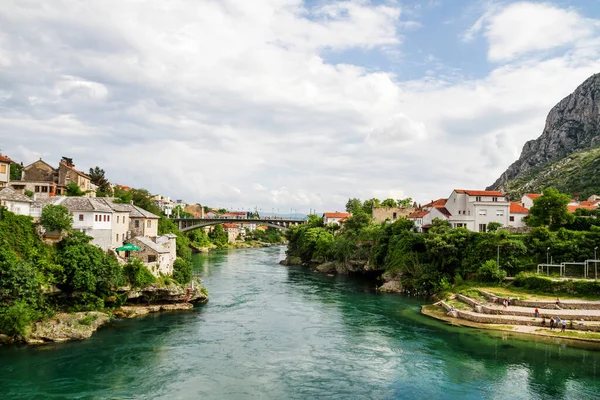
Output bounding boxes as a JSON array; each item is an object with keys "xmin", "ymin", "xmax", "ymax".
[
  {"xmin": 95, "ymin": 215, "xmax": 98, "ymax": 222},
  {"xmin": 134, "ymin": 220, "xmax": 140, "ymax": 228},
  {"xmin": 35, "ymin": 186, "xmax": 40, "ymax": 192},
  {"xmin": 510, "ymin": 216, "xmax": 515, "ymax": 222},
  {"xmin": 41, "ymin": 186, "xmax": 48, "ymax": 193},
  {"xmin": 479, "ymin": 209, "xmax": 487, "ymax": 216},
  {"xmin": 147, "ymin": 220, "xmax": 151, "ymax": 228},
  {"xmin": 476, "ymin": 196, "xmax": 481, "ymax": 201},
  {"xmin": 147, "ymin": 255, "xmax": 157, "ymax": 263},
  {"xmin": 493, "ymin": 197, "xmax": 498, "ymax": 202},
  {"xmin": 79, "ymin": 214, "xmax": 84, "ymax": 222},
  {"xmin": 393, "ymin": 212, "xmax": 397, "ymax": 220},
  {"xmin": 117, "ymin": 216, "xmax": 120, "ymax": 223},
  {"xmin": 496, "ymin": 209, "xmax": 504, "ymax": 216},
  {"xmin": 0, "ymin": 164, "xmax": 5, "ymax": 173},
  {"xmin": 479, "ymin": 224, "xmax": 487, "ymax": 232},
  {"xmin": 116, "ymin": 234, "xmax": 118, "ymax": 241},
  {"xmin": 107, "ymin": 215, "xmax": 110, "ymax": 222}
]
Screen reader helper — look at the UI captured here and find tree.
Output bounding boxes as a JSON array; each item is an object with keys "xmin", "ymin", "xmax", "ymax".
[
  {"xmin": 345, "ymin": 198, "xmax": 363, "ymax": 214},
  {"xmin": 9, "ymin": 163, "xmax": 22, "ymax": 181},
  {"xmin": 397, "ymin": 198, "xmax": 414, "ymax": 207},
  {"xmin": 173, "ymin": 258, "xmax": 192, "ymax": 284},
  {"xmin": 381, "ymin": 198, "xmax": 397, "ymax": 208},
  {"xmin": 24, "ymin": 190, "xmax": 34, "ymax": 199},
  {"xmin": 487, "ymin": 222, "xmax": 502, "ymax": 232},
  {"xmin": 527, "ymin": 188, "xmax": 574, "ymax": 230},
  {"xmin": 88, "ymin": 166, "xmax": 112, "ymax": 196},
  {"xmin": 41, "ymin": 205, "xmax": 72, "ymax": 232},
  {"xmin": 66, "ymin": 182, "xmax": 85, "ymax": 196},
  {"xmin": 362, "ymin": 198, "xmax": 380, "ymax": 215},
  {"xmin": 209, "ymin": 224, "xmax": 229, "ymax": 247}
]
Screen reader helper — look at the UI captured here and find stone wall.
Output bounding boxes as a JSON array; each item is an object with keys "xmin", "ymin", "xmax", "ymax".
[{"xmin": 372, "ymin": 207, "xmax": 415, "ymax": 224}]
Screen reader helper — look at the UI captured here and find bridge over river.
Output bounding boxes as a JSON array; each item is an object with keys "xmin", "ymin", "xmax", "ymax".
[{"xmin": 174, "ymin": 217, "xmax": 307, "ymax": 232}]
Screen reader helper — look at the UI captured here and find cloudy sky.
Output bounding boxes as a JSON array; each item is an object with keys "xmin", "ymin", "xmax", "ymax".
[{"xmin": 1, "ymin": 0, "xmax": 600, "ymax": 213}]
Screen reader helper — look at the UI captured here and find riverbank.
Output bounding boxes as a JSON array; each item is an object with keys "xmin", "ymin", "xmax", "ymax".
[
  {"xmin": 422, "ymin": 285, "xmax": 600, "ymax": 345},
  {"xmin": 192, "ymin": 240, "xmax": 285, "ymax": 253},
  {"xmin": 0, "ymin": 283, "xmax": 209, "ymax": 346}
]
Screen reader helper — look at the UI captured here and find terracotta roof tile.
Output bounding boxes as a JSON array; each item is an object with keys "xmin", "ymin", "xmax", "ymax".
[
  {"xmin": 0, "ymin": 154, "xmax": 14, "ymax": 163},
  {"xmin": 436, "ymin": 207, "xmax": 452, "ymax": 217},
  {"xmin": 408, "ymin": 210, "xmax": 429, "ymax": 218},
  {"xmin": 423, "ymin": 198, "xmax": 447, "ymax": 208},
  {"xmin": 510, "ymin": 202, "xmax": 529, "ymax": 214},
  {"xmin": 568, "ymin": 205, "xmax": 598, "ymax": 213},
  {"xmin": 323, "ymin": 212, "xmax": 351, "ymax": 219},
  {"xmin": 525, "ymin": 193, "xmax": 541, "ymax": 200}
]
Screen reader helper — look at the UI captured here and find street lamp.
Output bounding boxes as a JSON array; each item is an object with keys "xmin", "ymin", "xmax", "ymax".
[
  {"xmin": 546, "ymin": 247, "xmax": 550, "ymax": 265},
  {"xmin": 595, "ymin": 246, "xmax": 598, "ymax": 260}
]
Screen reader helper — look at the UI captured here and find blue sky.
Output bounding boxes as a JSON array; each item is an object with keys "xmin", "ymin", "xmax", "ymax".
[{"xmin": 1, "ymin": 0, "xmax": 600, "ymax": 211}]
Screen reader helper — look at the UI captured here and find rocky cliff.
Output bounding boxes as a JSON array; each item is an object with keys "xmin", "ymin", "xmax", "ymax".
[{"xmin": 488, "ymin": 73, "xmax": 600, "ymax": 197}]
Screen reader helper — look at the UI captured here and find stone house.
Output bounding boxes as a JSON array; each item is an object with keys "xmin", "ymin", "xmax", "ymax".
[
  {"xmin": 128, "ymin": 234, "xmax": 177, "ymax": 276},
  {"xmin": 14, "ymin": 159, "xmax": 58, "ymax": 198},
  {"xmin": 124, "ymin": 203, "xmax": 160, "ymax": 238},
  {"xmin": 0, "ymin": 187, "xmax": 34, "ymax": 216},
  {"xmin": 0, "ymin": 153, "xmax": 14, "ymax": 188},
  {"xmin": 222, "ymin": 223, "xmax": 241, "ymax": 243},
  {"xmin": 372, "ymin": 206, "xmax": 415, "ymax": 223},
  {"xmin": 57, "ymin": 161, "xmax": 94, "ymax": 197}
]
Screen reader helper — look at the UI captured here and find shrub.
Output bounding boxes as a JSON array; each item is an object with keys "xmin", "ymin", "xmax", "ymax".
[
  {"xmin": 78, "ymin": 313, "xmax": 99, "ymax": 326},
  {"xmin": 123, "ymin": 257, "xmax": 156, "ymax": 288},
  {"xmin": 173, "ymin": 258, "xmax": 192, "ymax": 285},
  {"xmin": 0, "ymin": 301, "xmax": 38, "ymax": 337},
  {"xmin": 41, "ymin": 205, "xmax": 73, "ymax": 232},
  {"xmin": 477, "ymin": 260, "xmax": 507, "ymax": 284}
]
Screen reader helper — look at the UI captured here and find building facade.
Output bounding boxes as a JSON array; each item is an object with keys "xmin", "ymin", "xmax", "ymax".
[
  {"xmin": 323, "ymin": 212, "xmax": 351, "ymax": 226},
  {"xmin": 372, "ymin": 206, "xmax": 415, "ymax": 223},
  {"xmin": 445, "ymin": 190, "xmax": 510, "ymax": 232}
]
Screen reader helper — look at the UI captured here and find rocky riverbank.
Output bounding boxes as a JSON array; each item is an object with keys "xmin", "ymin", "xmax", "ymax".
[
  {"xmin": 193, "ymin": 241, "xmax": 284, "ymax": 253},
  {"xmin": 0, "ymin": 284, "xmax": 209, "ymax": 346},
  {"xmin": 279, "ymin": 255, "xmax": 403, "ymax": 292}
]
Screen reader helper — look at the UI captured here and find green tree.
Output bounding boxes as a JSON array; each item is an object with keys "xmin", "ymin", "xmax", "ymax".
[
  {"xmin": 24, "ymin": 190, "xmax": 34, "ymax": 199},
  {"xmin": 362, "ymin": 198, "xmax": 381, "ymax": 215},
  {"xmin": 123, "ymin": 257, "xmax": 155, "ymax": 288},
  {"xmin": 209, "ymin": 224, "xmax": 229, "ymax": 248},
  {"xmin": 397, "ymin": 198, "xmax": 414, "ymax": 207},
  {"xmin": 345, "ymin": 198, "xmax": 363, "ymax": 214},
  {"xmin": 88, "ymin": 166, "xmax": 112, "ymax": 197},
  {"xmin": 306, "ymin": 214, "xmax": 324, "ymax": 228},
  {"xmin": 381, "ymin": 198, "xmax": 397, "ymax": 208},
  {"xmin": 41, "ymin": 205, "xmax": 72, "ymax": 232},
  {"xmin": 527, "ymin": 188, "xmax": 574, "ymax": 230},
  {"xmin": 487, "ymin": 222, "xmax": 502, "ymax": 232},
  {"xmin": 66, "ymin": 182, "xmax": 85, "ymax": 196},
  {"xmin": 9, "ymin": 163, "xmax": 22, "ymax": 181},
  {"xmin": 173, "ymin": 258, "xmax": 192, "ymax": 284}
]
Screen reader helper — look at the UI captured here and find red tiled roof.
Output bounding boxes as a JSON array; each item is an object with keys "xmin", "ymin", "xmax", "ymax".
[
  {"xmin": 455, "ymin": 189, "xmax": 505, "ymax": 197},
  {"xmin": 222, "ymin": 223, "xmax": 238, "ymax": 229},
  {"xmin": 408, "ymin": 210, "xmax": 429, "ymax": 218},
  {"xmin": 0, "ymin": 154, "xmax": 14, "ymax": 163},
  {"xmin": 525, "ymin": 193, "xmax": 541, "ymax": 200},
  {"xmin": 60, "ymin": 161, "xmax": 90, "ymax": 180},
  {"xmin": 510, "ymin": 202, "xmax": 529, "ymax": 214},
  {"xmin": 580, "ymin": 200, "xmax": 599, "ymax": 206},
  {"xmin": 323, "ymin": 212, "xmax": 351, "ymax": 219},
  {"xmin": 423, "ymin": 198, "xmax": 447, "ymax": 208},
  {"xmin": 568, "ymin": 205, "xmax": 598, "ymax": 213}
]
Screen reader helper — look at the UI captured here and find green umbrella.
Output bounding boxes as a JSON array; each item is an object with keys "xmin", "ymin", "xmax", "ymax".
[{"xmin": 116, "ymin": 243, "xmax": 141, "ymax": 252}]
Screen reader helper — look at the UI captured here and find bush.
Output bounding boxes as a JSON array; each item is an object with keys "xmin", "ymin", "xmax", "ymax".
[
  {"xmin": 78, "ymin": 313, "xmax": 99, "ymax": 326},
  {"xmin": 41, "ymin": 204, "xmax": 73, "ymax": 232},
  {"xmin": 0, "ymin": 301, "xmax": 38, "ymax": 337},
  {"xmin": 173, "ymin": 258, "xmax": 192, "ymax": 284},
  {"xmin": 477, "ymin": 260, "xmax": 507, "ymax": 284},
  {"xmin": 123, "ymin": 257, "xmax": 156, "ymax": 288},
  {"xmin": 514, "ymin": 272, "xmax": 600, "ymax": 296}
]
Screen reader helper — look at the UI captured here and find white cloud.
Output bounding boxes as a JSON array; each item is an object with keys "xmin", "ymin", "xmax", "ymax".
[
  {"xmin": 0, "ymin": 0, "xmax": 600, "ymax": 212},
  {"xmin": 465, "ymin": 2, "xmax": 596, "ymax": 62}
]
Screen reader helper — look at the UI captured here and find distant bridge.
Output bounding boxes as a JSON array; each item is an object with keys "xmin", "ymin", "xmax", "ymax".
[{"xmin": 174, "ymin": 217, "xmax": 307, "ymax": 232}]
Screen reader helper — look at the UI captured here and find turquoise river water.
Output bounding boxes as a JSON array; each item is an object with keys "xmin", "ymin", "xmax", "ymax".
[{"xmin": 1, "ymin": 246, "xmax": 600, "ymax": 399}]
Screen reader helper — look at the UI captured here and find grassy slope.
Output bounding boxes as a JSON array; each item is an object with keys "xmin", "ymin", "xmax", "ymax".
[{"xmin": 504, "ymin": 147, "xmax": 600, "ymax": 199}]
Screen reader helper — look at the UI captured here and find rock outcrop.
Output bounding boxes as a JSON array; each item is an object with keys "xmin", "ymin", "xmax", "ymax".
[
  {"xmin": 25, "ymin": 312, "xmax": 110, "ymax": 344},
  {"xmin": 124, "ymin": 283, "xmax": 208, "ymax": 304},
  {"xmin": 488, "ymin": 73, "xmax": 600, "ymax": 195}
]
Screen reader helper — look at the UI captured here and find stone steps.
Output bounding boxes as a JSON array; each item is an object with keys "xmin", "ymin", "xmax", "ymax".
[{"xmin": 478, "ymin": 289, "xmax": 600, "ymax": 310}]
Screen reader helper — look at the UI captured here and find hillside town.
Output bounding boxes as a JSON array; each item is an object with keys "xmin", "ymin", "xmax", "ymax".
[{"xmin": 2, "ymin": 151, "xmax": 599, "ymax": 277}]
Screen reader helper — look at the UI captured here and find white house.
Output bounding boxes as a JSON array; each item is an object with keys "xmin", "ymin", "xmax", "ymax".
[
  {"xmin": 521, "ymin": 193, "xmax": 541, "ymax": 209},
  {"xmin": 42, "ymin": 196, "xmax": 115, "ymax": 250},
  {"xmin": 509, "ymin": 202, "xmax": 529, "ymax": 228},
  {"xmin": 445, "ymin": 190, "xmax": 509, "ymax": 232},
  {"xmin": 408, "ymin": 207, "xmax": 451, "ymax": 232},
  {"xmin": 0, "ymin": 187, "xmax": 33, "ymax": 216},
  {"xmin": 323, "ymin": 212, "xmax": 351, "ymax": 226}
]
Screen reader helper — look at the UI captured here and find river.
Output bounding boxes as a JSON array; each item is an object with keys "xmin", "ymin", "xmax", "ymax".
[{"xmin": 1, "ymin": 247, "xmax": 600, "ymax": 399}]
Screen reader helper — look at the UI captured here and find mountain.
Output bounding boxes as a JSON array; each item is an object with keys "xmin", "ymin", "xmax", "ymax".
[{"xmin": 488, "ymin": 73, "xmax": 600, "ymax": 199}]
